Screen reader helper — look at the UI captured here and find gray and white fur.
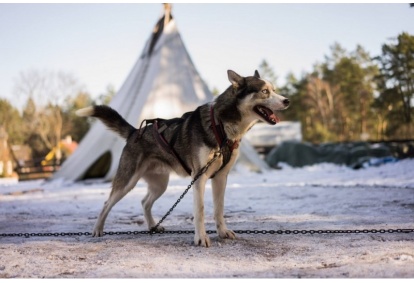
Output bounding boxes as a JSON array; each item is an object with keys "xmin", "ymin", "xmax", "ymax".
[{"xmin": 76, "ymin": 70, "xmax": 290, "ymax": 247}]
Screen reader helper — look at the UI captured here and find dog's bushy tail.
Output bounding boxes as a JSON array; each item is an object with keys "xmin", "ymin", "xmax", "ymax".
[{"xmin": 76, "ymin": 105, "xmax": 135, "ymax": 140}]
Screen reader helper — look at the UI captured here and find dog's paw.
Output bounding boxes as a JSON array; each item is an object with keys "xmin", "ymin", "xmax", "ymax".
[
  {"xmin": 218, "ymin": 229, "xmax": 236, "ymax": 240},
  {"xmin": 194, "ymin": 233, "xmax": 211, "ymax": 247},
  {"xmin": 92, "ymin": 229, "xmax": 104, "ymax": 237},
  {"xmin": 150, "ymin": 225, "xmax": 165, "ymax": 233}
]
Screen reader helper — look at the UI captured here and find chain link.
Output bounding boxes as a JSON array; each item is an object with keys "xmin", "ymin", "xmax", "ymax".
[{"xmin": 1, "ymin": 229, "xmax": 413, "ymax": 238}]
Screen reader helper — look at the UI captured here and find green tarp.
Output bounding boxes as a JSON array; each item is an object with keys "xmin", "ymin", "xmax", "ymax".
[{"xmin": 265, "ymin": 141, "xmax": 393, "ymax": 169}]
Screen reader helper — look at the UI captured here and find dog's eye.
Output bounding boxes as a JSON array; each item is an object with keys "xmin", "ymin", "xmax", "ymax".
[{"xmin": 262, "ymin": 89, "xmax": 269, "ymax": 94}]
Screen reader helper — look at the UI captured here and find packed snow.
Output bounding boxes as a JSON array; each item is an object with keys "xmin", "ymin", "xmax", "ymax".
[{"xmin": 0, "ymin": 159, "xmax": 413, "ymax": 278}]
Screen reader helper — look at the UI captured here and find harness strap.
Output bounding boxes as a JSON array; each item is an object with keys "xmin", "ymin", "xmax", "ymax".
[
  {"xmin": 210, "ymin": 105, "xmax": 225, "ymax": 147},
  {"xmin": 153, "ymin": 119, "xmax": 192, "ymax": 176},
  {"xmin": 134, "ymin": 118, "xmax": 158, "ymax": 143},
  {"xmin": 209, "ymin": 105, "xmax": 241, "ymax": 178},
  {"xmin": 209, "ymin": 105, "xmax": 240, "ymax": 151}
]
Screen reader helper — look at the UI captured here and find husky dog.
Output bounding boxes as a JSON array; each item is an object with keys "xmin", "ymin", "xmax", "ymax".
[{"xmin": 76, "ymin": 70, "xmax": 289, "ymax": 247}]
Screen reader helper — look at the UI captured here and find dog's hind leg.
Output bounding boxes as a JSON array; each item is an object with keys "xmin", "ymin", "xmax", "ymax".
[
  {"xmin": 212, "ymin": 171, "xmax": 236, "ymax": 240},
  {"xmin": 92, "ymin": 159, "xmax": 142, "ymax": 237},
  {"xmin": 142, "ymin": 172, "xmax": 169, "ymax": 232}
]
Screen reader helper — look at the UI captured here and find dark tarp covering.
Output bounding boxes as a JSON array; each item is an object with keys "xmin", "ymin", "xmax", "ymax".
[{"xmin": 265, "ymin": 141, "xmax": 394, "ymax": 169}]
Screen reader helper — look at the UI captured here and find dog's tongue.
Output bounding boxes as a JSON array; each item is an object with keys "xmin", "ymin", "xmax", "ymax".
[
  {"xmin": 263, "ymin": 107, "xmax": 280, "ymax": 124},
  {"xmin": 254, "ymin": 105, "xmax": 280, "ymax": 125}
]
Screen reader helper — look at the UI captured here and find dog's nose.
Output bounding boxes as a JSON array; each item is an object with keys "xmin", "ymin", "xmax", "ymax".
[{"xmin": 283, "ymin": 98, "xmax": 290, "ymax": 107}]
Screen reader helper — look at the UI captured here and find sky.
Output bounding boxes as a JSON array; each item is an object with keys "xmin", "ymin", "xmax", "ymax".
[{"xmin": 0, "ymin": 3, "xmax": 413, "ymax": 109}]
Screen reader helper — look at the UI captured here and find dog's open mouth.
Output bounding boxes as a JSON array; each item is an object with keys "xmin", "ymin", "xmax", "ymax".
[{"xmin": 253, "ymin": 105, "xmax": 280, "ymax": 125}]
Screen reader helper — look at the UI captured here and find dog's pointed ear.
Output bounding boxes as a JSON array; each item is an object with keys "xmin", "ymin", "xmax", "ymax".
[
  {"xmin": 227, "ymin": 70, "xmax": 245, "ymax": 89},
  {"xmin": 254, "ymin": 70, "xmax": 261, "ymax": 78}
]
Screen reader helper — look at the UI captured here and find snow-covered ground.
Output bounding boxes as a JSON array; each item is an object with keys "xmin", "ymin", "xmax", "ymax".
[{"xmin": 0, "ymin": 159, "xmax": 413, "ymax": 278}]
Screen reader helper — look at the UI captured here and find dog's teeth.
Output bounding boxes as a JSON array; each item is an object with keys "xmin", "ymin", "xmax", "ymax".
[{"xmin": 259, "ymin": 108, "xmax": 267, "ymax": 117}]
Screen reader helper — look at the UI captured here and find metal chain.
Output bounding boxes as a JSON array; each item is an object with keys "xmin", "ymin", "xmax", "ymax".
[
  {"xmin": 150, "ymin": 151, "xmax": 222, "ymax": 234},
  {"xmin": 1, "ymin": 150, "xmax": 414, "ymax": 239},
  {"xmin": 1, "ymin": 229, "xmax": 414, "ymax": 238}
]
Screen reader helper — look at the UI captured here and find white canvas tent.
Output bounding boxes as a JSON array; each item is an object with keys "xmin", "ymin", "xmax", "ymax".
[{"xmin": 53, "ymin": 8, "xmax": 269, "ymax": 182}]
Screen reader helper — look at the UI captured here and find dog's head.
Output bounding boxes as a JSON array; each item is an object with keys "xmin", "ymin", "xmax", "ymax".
[{"xmin": 226, "ymin": 70, "xmax": 290, "ymax": 125}]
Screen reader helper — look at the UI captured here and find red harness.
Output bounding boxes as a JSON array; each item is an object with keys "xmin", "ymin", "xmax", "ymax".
[{"xmin": 209, "ymin": 104, "xmax": 240, "ymax": 151}]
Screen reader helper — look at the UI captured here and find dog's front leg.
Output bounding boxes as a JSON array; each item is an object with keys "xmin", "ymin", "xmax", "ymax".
[
  {"xmin": 193, "ymin": 174, "xmax": 210, "ymax": 247},
  {"xmin": 212, "ymin": 172, "xmax": 236, "ymax": 240}
]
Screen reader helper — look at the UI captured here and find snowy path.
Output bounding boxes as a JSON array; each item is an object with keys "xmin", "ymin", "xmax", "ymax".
[{"xmin": 0, "ymin": 160, "xmax": 413, "ymax": 278}]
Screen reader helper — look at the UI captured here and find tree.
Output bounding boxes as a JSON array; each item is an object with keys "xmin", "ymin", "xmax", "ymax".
[
  {"xmin": 278, "ymin": 72, "xmax": 303, "ymax": 122},
  {"xmin": 0, "ymin": 99, "xmax": 24, "ymax": 144},
  {"xmin": 320, "ymin": 44, "xmax": 378, "ymax": 141},
  {"xmin": 62, "ymin": 92, "xmax": 93, "ymax": 142},
  {"xmin": 323, "ymin": 42, "xmax": 347, "ymax": 70},
  {"xmin": 95, "ymin": 84, "xmax": 116, "ymax": 105},
  {"xmin": 375, "ymin": 32, "xmax": 414, "ymax": 139},
  {"xmin": 279, "ymin": 43, "xmax": 379, "ymax": 143},
  {"xmin": 304, "ymin": 76, "xmax": 343, "ymax": 142},
  {"xmin": 21, "ymin": 98, "xmax": 46, "ymax": 160},
  {"xmin": 258, "ymin": 59, "xmax": 278, "ymax": 89},
  {"xmin": 14, "ymin": 69, "xmax": 85, "ymax": 162}
]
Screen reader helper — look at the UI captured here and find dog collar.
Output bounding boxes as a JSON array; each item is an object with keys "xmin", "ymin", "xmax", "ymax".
[{"xmin": 209, "ymin": 104, "xmax": 239, "ymax": 151}]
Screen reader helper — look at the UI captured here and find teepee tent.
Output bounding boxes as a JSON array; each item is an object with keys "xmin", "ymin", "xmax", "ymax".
[{"xmin": 53, "ymin": 6, "xmax": 269, "ymax": 182}]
